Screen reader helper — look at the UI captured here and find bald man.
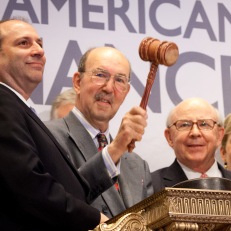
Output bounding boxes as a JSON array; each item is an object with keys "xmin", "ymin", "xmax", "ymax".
[
  {"xmin": 151, "ymin": 98, "xmax": 231, "ymax": 193},
  {"xmin": 45, "ymin": 47, "xmax": 153, "ymax": 218}
]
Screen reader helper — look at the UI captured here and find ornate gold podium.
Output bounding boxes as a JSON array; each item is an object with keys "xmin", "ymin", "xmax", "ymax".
[{"xmin": 93, "ymin": 178, "xmax": 231, "ymax": 231}]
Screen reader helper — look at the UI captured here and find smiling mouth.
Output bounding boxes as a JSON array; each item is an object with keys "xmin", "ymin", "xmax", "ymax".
[
  {"xmin": 95, "ymin": 93, "xmax": 113, "ymax": 105},
  {"xmin": 100, "ymin": 98, "xmax": 110, "ymax": 103},
  {"xmin": 188, "ymin": 144, "xmax": 204, "ymax": 148},
  {"xmin": 27, "ymin": 63, "xmax": 44, "ymax": 70},
  {"xmin": 29, "ymin": 62, "xmax": 44, "ymax": 66}
]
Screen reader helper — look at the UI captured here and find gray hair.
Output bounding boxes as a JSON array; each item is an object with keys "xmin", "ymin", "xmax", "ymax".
[{"xmin": 50, "ymin": 88, "xmax": 76, "ymax": 120}]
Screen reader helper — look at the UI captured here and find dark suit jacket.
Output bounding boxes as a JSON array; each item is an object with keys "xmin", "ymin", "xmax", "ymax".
[
  {"xmin": 0, "ymin": 85, "xmax": 113, "ymax": 231},
  {"xmin": 151, "ymin": 158, "xmax": 231, "ymax": 193},
  {"xmin": 45, "ymin": 111, "xmax": 154, "ymax": 218}
]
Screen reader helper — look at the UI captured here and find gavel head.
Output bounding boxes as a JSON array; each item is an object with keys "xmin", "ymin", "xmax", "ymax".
[{"xmin": 139, "ymin": 37, "xmax": 179, "ymax": 66}]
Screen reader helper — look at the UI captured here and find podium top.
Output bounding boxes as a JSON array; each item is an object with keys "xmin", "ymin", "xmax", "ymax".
[
  {"xmin": 107, "ymin": 177, "xmax": 231, "ymax": 227},
  {"xmin": 173, "ymin": 177, "xmax": 231, "ymax": 190}
]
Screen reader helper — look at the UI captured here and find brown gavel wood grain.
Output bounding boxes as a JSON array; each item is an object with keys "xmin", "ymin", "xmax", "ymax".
[{"xmin": 127, "ymin": 37, "xmax": 179, "ymax": 152}]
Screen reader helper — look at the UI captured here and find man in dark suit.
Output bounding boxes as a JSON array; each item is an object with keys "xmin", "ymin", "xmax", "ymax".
[
  {"xmin": 45, "ymin": 47, "xmax": 153, "ymax": 218},
  {"xmin": 151, "ymin": 98, "xmax": 231, "ymax": 193},
  {"xmin": 0, "ymin": 19, "xmax": 148, "ymax": 231}
]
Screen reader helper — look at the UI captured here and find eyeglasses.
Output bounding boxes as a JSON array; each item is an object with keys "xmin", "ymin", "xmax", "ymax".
[
  {"xmin": 168, "ymin": 119, "xmax": 220, "ymax": 131},
  {"xmin": 82, "ymin": 68, "xmax": 130, "ymax": 93}
]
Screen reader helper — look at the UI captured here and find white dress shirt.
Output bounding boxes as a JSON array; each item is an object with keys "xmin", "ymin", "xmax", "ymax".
[
  {"xmin": 72, "ymin": 107, "xmax": 120, "ymax": 178},
  {"xmin": 178, "ymin": 159, "xmax": 222, "ymax": 179}
]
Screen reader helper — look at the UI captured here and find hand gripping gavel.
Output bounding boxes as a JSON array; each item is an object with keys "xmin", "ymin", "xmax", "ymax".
[{"xmin": 128, "ymin": 37, "xmax": 179, "ymax": 152}]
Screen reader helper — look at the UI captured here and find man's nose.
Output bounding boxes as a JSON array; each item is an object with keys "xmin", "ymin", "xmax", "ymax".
[
  {"xmin": 189, "ymin": 123, "xmax": 201, "ymax": 136},
  {"xmin": 31, "ymin": 43, "xmax": 45, "ymax": 57},
  {"xmin": 102, "ymin": 77, "xmax": 114, "ymax": 92}
]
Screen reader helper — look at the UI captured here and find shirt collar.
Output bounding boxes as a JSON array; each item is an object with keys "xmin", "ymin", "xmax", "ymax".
[
  {"xmin": 0, "ymin": 82, "xmax": 31, "ymax": 108},
  {"xmin": 72, "ymin": 107, "xmax": 110, "ymax": 145},
  {"xmin": 177, "ymin": 159, "xmax": 222, "ymax": 179}
]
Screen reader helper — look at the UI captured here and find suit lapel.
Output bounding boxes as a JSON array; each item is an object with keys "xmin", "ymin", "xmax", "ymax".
[
  {"xmin": 26, "ymin": 107, "xmax": 71, "ymax": 163},
  {"xmin": 163, "ymin": 159, "xmax": 188, "ymax": 187},
  {"xmin": 4, "ymin": 91, "xmax": 90, "ymax": 191},
  {"xmin": 64, "ymin": 113, "xmax": 126, "ymax": 215},
  {"xmin": 218, "ymin": 162, "xmax": 231, "ymax": 179},
  {"xmin": 163, "ymin": 161, "xmax": 231, "ymax": 188},
  {"xmin": 64, "ymin": 113, "xmax": 98, "ymax": 161}
]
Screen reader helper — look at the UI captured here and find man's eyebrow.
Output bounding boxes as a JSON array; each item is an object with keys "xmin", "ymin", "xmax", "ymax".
[{"xmin": 95, "ymin": 68, "xmax": 106, "ymax": 72}]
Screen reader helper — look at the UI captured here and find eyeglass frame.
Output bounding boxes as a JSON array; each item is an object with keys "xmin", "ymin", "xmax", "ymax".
[
  {"xmin": 80, "ymin": 68, "xmax": 130, "ymax": 93},
  {"xmin": 167, "ymin": 119, "xmax": 221, "ymax": 131}
]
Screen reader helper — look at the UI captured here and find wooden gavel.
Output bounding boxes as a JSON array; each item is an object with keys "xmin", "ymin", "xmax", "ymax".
[{"xmin": 128, "ymin": 37, "xmax": 179, "ymax": 152}]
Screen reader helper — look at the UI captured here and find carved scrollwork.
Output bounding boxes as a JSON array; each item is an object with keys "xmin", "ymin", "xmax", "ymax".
[
  {"xmin": 93, "ymin": 213, "xmax": 147, "ymax": 231},
  {"xmin": 98, "ymin": 187, "xmax": 231, "ymax": 231}
]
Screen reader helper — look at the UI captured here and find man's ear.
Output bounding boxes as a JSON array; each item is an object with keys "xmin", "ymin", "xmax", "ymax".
[
  {"xmin": 73, "ymin": 72, "xmax": 81, "ymax": 93},
  {"xmin": 164, "ymin": 128, "xmax": 174, "ymax": 147},
  {"xmin": 218, "ymin": 127, "xmax": 225, "ymax": 143}
]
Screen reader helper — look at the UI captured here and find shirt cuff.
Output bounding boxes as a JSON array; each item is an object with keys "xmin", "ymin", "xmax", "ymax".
[{"xmin": 102, "ymin": 146, "xmax": 121, "ymax": 178}]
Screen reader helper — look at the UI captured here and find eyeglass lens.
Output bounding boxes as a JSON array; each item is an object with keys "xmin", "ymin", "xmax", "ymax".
[
  {"xmin": 91, "ymin": 69, "xmax": 129, "ymax": 92},
  {"xmin": 174, "ymin": 119, "xmax": 216, "ymax": 131}
]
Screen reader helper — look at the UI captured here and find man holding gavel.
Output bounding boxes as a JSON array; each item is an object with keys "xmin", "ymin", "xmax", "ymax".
[{"xmin": 45, "ymin": 46, "xmax": 154, "ymax": 218}]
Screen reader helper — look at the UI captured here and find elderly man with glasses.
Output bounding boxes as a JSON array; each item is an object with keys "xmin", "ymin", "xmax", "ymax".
[
  {"xmin": 45, "ymin": 46, "xmax": 153, "ymax": 218},
  {"xmin": 151, "ymin": 97, "xmax": 231, "ymax": 193}
]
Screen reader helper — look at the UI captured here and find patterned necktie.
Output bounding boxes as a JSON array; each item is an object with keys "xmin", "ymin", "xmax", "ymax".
[
  {"xmin": 200, "ymin": 173, "xmax": 208, "ymax": 178},
  {"xmin": 96, "ymin": 133, "xmax": 120, "ymax": 192},
  {"xmin": 96, "ymin": 133, "xmax": 108, "ymax": 151},
  {"xmin": 114, "ymin": 180, "xmax": 120, "ymax": 192}
]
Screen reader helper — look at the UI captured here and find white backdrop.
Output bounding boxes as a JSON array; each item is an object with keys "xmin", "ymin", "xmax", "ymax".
[{"xmin": 1, "ymin": 0, "xmax": 231, "ymax": 171}]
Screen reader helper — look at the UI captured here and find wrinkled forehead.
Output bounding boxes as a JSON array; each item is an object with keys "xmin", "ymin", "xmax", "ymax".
[
  {"xmin": 86, "ymin": 47, "xmax": 130, "ymax": 75},
  {"xmin": 172, "ymin": 100, "xmax": 218, "ymax": 122}
]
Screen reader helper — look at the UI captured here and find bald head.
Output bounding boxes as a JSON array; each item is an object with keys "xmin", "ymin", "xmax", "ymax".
[
  {"xmin": 73, "ymin": 46, "xmax": 131, "ymax": 132},
  {"xmin": 166, "ymin": 98, "xmax": 222, "ymax": 127},
  {"xmin": 78, "ymin": 46, "xmax": 131, "ymax": 79},
  {"xmin": 164, "ymin": 97, "xmax": 224, "ymax": 172}
]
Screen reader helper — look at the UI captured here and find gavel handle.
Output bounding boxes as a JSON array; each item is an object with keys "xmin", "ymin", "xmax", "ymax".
[{"xmin": 127, "ymin": 63, "xmax": 158, "ymax": 152}]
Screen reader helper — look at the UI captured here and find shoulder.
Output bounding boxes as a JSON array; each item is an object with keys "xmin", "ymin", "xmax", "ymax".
[
  {"xmin": 151, "ymin": 159, "xmax": 180, "ymax": 178},
  {"xmin": 151, "ymin": 166, "xmax": 168, "ymax": 178},
  {"xmin": 218, "ymin": 162, "xmax": 231, "ymax": 179},
  {"xmin": 45, "ymin": 118, "xmax": 65, "ymax": 129},
  {"xmin": 45, "ymin": 117, "xmax": 67, "ymax": 131},
  {"xmin": 0, "ymin": 85, "xmax": 30, "ymax": 122}
]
